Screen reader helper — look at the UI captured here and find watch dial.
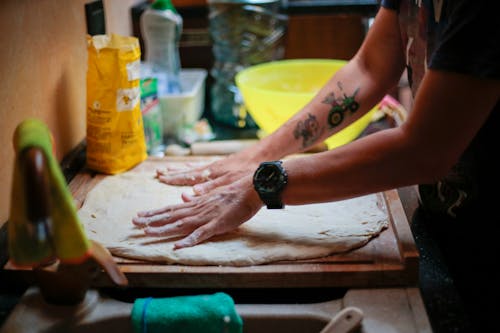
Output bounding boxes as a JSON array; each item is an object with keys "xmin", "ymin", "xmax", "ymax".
[{"xmin": 254, "ymin": 164, "xmax": 285, "ymax": 193}]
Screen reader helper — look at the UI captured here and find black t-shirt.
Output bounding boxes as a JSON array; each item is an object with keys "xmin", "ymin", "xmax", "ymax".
[{"xmin": 382, "ymin": 0, "xmax": 500, "ymax": 218}]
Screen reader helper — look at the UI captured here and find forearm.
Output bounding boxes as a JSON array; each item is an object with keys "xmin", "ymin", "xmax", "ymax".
[
  {"xmin": 280, "ymin": 65, "xmax": 500, "ymax": 206},
  {"xmin": 281, "ymin": 127, "xmax": 429, "ymax": 204},
  {"xmin": 242, "ymin": 64, "xmax": 398, "ymax": 163},
  {"xmin": 245, "ymin": 7, "xmax": 405, "ymax": 162}
]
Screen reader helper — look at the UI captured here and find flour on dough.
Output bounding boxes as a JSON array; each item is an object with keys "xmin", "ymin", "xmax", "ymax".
[{"xmin": 78, "ymin": 171, "xmax": 389, "ymax": 266}]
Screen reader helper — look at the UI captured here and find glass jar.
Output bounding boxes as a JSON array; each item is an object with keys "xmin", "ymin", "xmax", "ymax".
[{"xmin": 208, "ymin": 0, "xmax": 288, "ymax": 128}]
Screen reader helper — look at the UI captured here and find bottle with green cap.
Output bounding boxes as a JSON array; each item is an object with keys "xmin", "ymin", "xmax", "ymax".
[{"xmin": 141, "ymin": 0, "xmax": 183, "ymax": 94}]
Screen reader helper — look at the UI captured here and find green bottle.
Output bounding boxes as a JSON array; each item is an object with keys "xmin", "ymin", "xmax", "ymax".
[{"xmin": 140, "ymin": 77, "xmax": 165, "ymax": 156}]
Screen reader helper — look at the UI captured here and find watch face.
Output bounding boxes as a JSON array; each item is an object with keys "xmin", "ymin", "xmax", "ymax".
[{"xmin": 253, "ymin": 162, "xmax": 287, "ymax": 193}]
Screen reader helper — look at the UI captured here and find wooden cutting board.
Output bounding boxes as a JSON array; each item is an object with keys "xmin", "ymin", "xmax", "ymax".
[{"xmin": 65, "ymin": 156, "xmax": 419, "ymax": 289}]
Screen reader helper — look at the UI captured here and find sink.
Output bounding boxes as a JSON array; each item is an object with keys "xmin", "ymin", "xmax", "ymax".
[{"xmin": 0, "ymin": 287, "xmax": 431, "ymax": 333}]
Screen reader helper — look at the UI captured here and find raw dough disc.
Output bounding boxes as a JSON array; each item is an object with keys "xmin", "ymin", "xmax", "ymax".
[{"xmin": 78, "ymin": 171, "xmax": 389, "ymax": 266}]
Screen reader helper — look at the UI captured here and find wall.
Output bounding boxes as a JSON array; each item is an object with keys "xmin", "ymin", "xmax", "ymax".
[
  {"xmin": 0, "ymin": 0, "xmax": 89, "ymax": 226},
  {"xmin": 285, "ymin": 14, "xmax": 366, "ymax": 60},
  {"xmin": 0, "ymin": 0, "xmax": 187, "ymax": 227},
  {"xmin": 104, "ymin": 0, "xmax": 145, "ymax": 36}
]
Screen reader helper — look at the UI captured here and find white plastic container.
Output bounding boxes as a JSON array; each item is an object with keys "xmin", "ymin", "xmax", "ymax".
[{"xmin": 159, "ymin": 68, "xmax": 207, "ymax": 140}]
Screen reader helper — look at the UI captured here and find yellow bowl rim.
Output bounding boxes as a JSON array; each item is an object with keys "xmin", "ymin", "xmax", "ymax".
[{"xmin": 235, "ymin": 58, "xmax": 348, "ymax": 98}]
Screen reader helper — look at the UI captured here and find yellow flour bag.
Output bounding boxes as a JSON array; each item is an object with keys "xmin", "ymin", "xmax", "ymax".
[{"xmin": 86, "ymin": 34, "xmax": 147, "ymax": 174}]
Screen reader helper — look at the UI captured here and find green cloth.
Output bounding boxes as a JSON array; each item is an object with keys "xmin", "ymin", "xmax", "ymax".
[
  {"xmin": 8, "ymin": 118, "xmax": 91, "ymax": 266},
  {"xmin": 131, "ymin": 293, "xmax": 243, "ymax": 333}
]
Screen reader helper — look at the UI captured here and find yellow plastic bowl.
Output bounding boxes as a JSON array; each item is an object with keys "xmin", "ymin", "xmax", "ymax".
[{"xmin": 235, "ymin": 59, "xmax": 376, "ymax": 149}]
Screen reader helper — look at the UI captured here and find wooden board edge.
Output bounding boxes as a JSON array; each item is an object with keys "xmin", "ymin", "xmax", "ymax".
[{"xmin": 384, "ymin": 189, "xmax": 419, "ymax": 266}]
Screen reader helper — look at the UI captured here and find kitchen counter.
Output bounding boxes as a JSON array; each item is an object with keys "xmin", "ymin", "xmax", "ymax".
[
  {"xmin": 0, "ymin": 121, "xmax": 475, "ymax": 332},
  {"xmin": 0, "ymin": 186, "xmax": 471, "ymax": 333}
]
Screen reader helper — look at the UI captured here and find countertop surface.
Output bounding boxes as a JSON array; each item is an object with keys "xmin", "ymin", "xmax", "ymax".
[{"xmin": 0, "ymin": 118, "xmax": 476, "ymax": 332}]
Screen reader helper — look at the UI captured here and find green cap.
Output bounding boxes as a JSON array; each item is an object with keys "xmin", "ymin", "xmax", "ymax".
[{"xmin": 152, "ymin": 0, "xmax": 176, "ymax": 11}]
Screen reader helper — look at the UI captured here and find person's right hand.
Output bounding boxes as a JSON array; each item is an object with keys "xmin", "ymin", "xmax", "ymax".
[
  {"xmin": 133, "ymin": 174, "xmax": 263, "ymax": 249},
  {"xmin": 155, "ymin": 150, "xmax": 261, "ymax": 195}
]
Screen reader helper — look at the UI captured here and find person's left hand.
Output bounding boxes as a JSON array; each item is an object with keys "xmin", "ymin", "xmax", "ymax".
[
  {"xmin": 132, "ymin": 175, "xmax": 263, "ymax": 249},
  {"xmin": 155, "ymin": 147, "xmax": 264, "ymax": 195}
]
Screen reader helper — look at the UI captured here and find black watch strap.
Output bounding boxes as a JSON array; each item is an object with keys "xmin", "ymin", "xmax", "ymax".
[{"xmin": 259, "ymin": 193, "xmax": 284, "ymax": 209}]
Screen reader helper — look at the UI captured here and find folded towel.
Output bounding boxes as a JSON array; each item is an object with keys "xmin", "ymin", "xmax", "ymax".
[
  {"xmin": 8, "ymin": 118, "xmax": 91, "ymax": 266},
  {"xmin": 131, "ymin": 292, "xmax": 243, "ymax": 333}
]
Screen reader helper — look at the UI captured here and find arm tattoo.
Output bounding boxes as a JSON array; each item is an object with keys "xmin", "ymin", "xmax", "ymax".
[
  {"xmin": 293, "ymin": 113, "xmax": 324, "ymax": 148},
  {"xmin": 322, "ymin": 82, "xmax": 360, "ymax": 128}
]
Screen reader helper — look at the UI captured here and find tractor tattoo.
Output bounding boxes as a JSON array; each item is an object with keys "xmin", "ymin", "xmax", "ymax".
[{"xmin": 322, "ymin": 82, "xmax": 360, "ymax": 128}]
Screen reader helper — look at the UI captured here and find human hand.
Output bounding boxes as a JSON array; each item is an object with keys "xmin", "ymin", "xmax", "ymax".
[
  {"xmin": 156, "ymin": 152, "xmax": 261, "ymax": 195},
  {"xmin": 132, "ymin": 176, "xmax": 263, "ymax": 249}
]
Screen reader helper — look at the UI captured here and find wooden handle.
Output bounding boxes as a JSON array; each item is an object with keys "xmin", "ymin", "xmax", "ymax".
[
  {"xmin": 22, "ymin": 147, "xmax": 51, "ymax": 223},
  {"xmin": 90, "ymin": 240, "xmax": 128, "ymax": 287}
]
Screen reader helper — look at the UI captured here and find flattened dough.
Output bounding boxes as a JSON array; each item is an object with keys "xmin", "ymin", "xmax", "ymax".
[{"xmin": 78, "ymin": 171, "xmax": 389, "ymax": 266}]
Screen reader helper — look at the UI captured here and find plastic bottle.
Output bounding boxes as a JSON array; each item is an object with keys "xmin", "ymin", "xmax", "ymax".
[{"xmin": 140, "ymin": 0, "xmax": 183, "ymax": 95}]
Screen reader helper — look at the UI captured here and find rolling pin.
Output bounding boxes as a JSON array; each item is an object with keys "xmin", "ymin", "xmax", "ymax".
[
  {"xmin": 165, "ymin": 139, "xmax": 328, "ymax": 156},
  {"xmin": 191, "ymin": 139, "xmax": 259, "ymax": 155}
]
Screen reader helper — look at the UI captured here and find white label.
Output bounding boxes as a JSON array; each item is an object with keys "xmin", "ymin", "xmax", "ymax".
[{"xmin": 116, "ymin": 87, "xmax": 140, "ymax": 112}]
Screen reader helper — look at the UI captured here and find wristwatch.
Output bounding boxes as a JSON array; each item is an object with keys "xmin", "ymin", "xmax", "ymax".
[{"xmin": 253, "ymin": 161, "xmax": 288, "ymax": 209}]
